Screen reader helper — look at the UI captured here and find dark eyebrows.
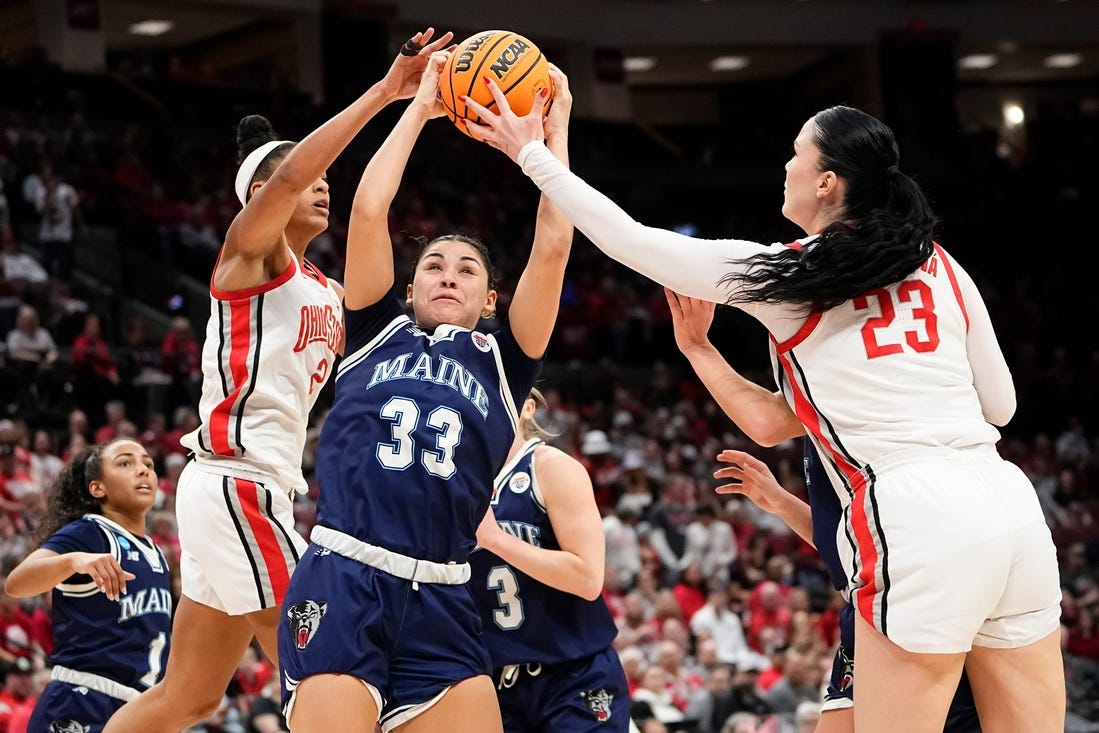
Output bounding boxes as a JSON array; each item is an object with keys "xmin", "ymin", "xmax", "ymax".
[
  {"xmin": 112, "ymin": 452, "xmax": 152, "ymax": 462},
  {"xmin": 422, "ymin": 252, "xmax": 482, "ymax": 266}
]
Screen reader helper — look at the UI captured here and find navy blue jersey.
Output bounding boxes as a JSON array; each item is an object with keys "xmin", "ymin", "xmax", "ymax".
[
  {"xmin": 316, "ymin": 296, "xmax": 541, "ymax": 563},
  {"xmin": 469, "ymin": 439, "xmax": 618, "ymax": 667},
  {"xmin": 42, "ymin": 516, "xmax": 172, "ymax": 690},
  {"xmin": 802, "ymin": 441, "xmax": 848, "ymax": 591}
]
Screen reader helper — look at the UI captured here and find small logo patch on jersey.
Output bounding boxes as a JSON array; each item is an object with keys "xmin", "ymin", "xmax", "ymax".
[
  {"xmin": 508, "ymin": 472, "xmax": 531, "ymax": 494},
  {"xmin": 580, "ymin": 688, "xmax": 613, "ymax": 722},
  {"xmin": 472, "ymin": 332, "xmax": 491, "ymax": 352},
  {"xmin": 287, "ymin": 600, "xmax": 328, "ymax": 650},
  {"xmin": 117, "ymin": 536, "xmax": 131, "ymax": 550},
  {"xmin": 50, "ymin": 721, "xmax": 90, "ymax": 733}
]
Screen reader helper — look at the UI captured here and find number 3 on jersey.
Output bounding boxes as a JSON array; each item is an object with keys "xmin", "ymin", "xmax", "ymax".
[
  {"xmin": 376, "ymin": 396, "xmax": 464, "ymax": 478},
  {"xmin": 488, "ymin": 565, "xmax": 524, "ymax": 630}
]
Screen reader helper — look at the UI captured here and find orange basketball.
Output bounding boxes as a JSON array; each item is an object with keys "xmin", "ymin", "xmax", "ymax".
[{"xmin": 439, "ymin": 29, "xmax": 553, "ymax": 139}]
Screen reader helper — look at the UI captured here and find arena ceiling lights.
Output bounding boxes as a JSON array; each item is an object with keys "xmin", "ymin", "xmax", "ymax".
[{"xmin": 128, "ymin": 19, "xmax": 174, "ymax": 36}]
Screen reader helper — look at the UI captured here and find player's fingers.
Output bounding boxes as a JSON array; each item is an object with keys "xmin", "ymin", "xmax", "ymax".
[
  {"xmin": 478, "ymin": 76, "xmax": 512, "ymax": 115},
  {"xmin": 460, "ymin": 94, "xmax": 497, "ymax": 123},
  {"xmin": 663, "ymin": 288, "xmax": 681, "ymax": 315},
  {"xmin": 423, "ymin": 30, "xmax": 455, "ymax": 53},
  {"xmin": 714, "ymin": 483, "xmax": 746, "ymax": 495},
  {"xmin": 530, "ymin": 85, "xmax": 551, "ymax": 119},
  {"xmin": 459, "ymin": 118, "xmax": 494, "ymax": 145},
  {"xmin": 713, "ymin": 467, "xmax": 745, "ymax": 480}
]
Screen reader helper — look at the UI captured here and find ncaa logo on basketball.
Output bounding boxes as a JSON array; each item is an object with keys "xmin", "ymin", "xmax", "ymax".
[
  {"xmin": 509, "ymin": 472, "xmax": 531, "ymax": 494},
  {"xmin": 472, "ymin": 332, "xmax": 491, "ymax": 352},
  {"xmin": 580, "ymin": 688, "xmax": 613, "ymax": 722},
  {"xmin": 286, "ymin": 600, "xmax": 328, "ymax": 650}
]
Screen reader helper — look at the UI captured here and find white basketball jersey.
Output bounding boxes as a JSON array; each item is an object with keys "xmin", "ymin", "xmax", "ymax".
[
  {"xmin": 181, "ymin": 255, "xmax": 342, "ymax": 494},
  {"xmin": 769, "ymin": 243, "xmax": 1003, "ymax": 503}
]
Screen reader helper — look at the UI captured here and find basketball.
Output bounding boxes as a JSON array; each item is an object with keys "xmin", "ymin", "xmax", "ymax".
[{"xmin": 439, "ymin": 29, "xmax": 554, "ymax": 139}]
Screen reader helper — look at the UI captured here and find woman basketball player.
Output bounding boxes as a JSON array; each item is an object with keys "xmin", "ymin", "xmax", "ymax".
[
  {"xmin": 666, "ymin": 291, "xmax": 981, "ymax": 733},
  {"xmin": 468, "ymin": 97, "xmax": 1064, "ymax": 732},
  {"xmin": 6, "ymin": 439, "xmax": 171, "ymax": 733},
  {"xmin": 101, "ymin": 28, "xmax": 455, "ymax": 733},
  {"xmin": 275, "ymin": 56, "xmax": 573, "ymax": 732},
  {"xmin": 470, "ymin": 389, "xmax": 631, "ymax": 732}
]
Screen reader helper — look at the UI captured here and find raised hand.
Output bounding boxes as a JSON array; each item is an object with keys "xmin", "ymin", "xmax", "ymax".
[
  {"xmin": 713, "ymin": 449, "xmax": 787, "ymax": 515},
  {"xmin": 461, "ymin": 77, "xmax": 551, "ymax": 161},
  {"xmin": 665, "ymin": 288, "xmax": 717, "ymax": 353},
  {"xmin": 411, "ymin": 51, "xmax": 451, "ymax": 119},
  {"xmin": 543, "ymin": 63, "xmax": 572, "ymax": 142},
  {"xmin": 72, "ymin": 552, "xmax": 136, "ymax": 601},
  {"xmin": 381, "ymin": 27, "xmax": 456, "ymax": 101}
]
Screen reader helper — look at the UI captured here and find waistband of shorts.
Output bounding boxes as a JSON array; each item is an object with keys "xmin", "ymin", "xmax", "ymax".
[
  {"xmin": 864, "ymin": 445, "xmax": 1001, "ymax": 477},
  {"xmin": 311, "ymin": 525, "xmax": 470, "ymax": 585},
  {"xmin": 51, "ymin": 665, "xmax": 142, "ymax": 702},
  {"xmin": 187, "ymin": 457, "xmax": 296, "ymax": 498}
]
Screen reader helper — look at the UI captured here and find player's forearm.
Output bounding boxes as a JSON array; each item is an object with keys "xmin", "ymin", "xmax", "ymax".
[
  {"xmin": 351, "ymin": 103, "xmax": 431, "ymax": 218},
  {"xmin": 4, "ymin": 551, "xmax": 76, "ymax": 597},
  {"xmin": 274, "ymin": 82, "xmax": 395, "ymax": 197},
  {"xmin": 682, "ymin": 342, "xmax": 802, "ymax": 446},
  {"xmin": 770, "ymin": 492, "xmax": 815, "ymax": 547},
  {"xmin": 481, "ymin": 531, "xmax": 603, "ymax": 601},
  {"xmin": 518, "ymin": 142, "xmax": 763, "ymax": 304}
]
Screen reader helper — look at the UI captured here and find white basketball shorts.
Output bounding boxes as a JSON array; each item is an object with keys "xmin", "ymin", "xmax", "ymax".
[
  {"xmin": 838, "ymin": 447, "xmax": 1061, "ymax": 654},
  {"xmin": 176, "ymin": 460, "xmax": 308, "ymax": 615}
]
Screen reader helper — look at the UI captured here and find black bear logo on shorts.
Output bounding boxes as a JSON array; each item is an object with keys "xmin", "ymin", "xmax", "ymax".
[
  {"xmin": 50, "ymin": 721, "xmax": 90, "ymax": 733},
  {"xmin": 580, "ymin": 688, "xmax": 613, "ymax": 722},
  {"xmin": 287, "ymin": 600, "xmax": 328, "ymax": 650}
]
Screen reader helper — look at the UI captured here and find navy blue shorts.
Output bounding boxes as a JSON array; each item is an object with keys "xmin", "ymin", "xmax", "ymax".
[
  {"xmin": 826, "ymin": 603, "xmax": 982, "ymax": 732},
  {"xmin": 494, "ymin": 646, "xmax": 631, "ymax": 733},
  {"xmin": 277, "ymin": 544, "xmax": 491, "ymax": 726},
  {"xmin": 27, "ymin": 680, "xmax": 125, "ymax": 733}
]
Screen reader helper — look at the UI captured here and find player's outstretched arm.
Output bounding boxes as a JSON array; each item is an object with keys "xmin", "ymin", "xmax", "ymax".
[
  {"xmin": 344, "ymin": 52, "xmax": 449, "ymax": 310},
  {"xmin": 667, "ymin": 289, "xmax": 804, "ymax": 446},
  {"xmin": 224, "ymin": 27, "xmax": 453, "ymax": 266},
  {"xmin": 5, "ymin": 549, "xmax": 135, "ymax": 601},
  {"xmin": 499, "ymin": 65, "xmax": 574, "ymax": 359}
]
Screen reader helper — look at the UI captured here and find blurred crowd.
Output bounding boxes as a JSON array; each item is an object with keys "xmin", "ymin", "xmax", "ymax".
[{"xmin": 2, "ymin": 53, "xmax": 1099, "ymax": 733}]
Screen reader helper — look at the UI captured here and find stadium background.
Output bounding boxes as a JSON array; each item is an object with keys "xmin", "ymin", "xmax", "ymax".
[{"xmin": 1, "ymin": 0, "xmax": 1097, "ymax": 731}]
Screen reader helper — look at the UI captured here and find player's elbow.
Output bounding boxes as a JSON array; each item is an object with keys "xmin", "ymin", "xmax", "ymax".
[
  {"xmin": 576, "ymin": 567, "xmax": 604, "ymax": 602},
  {"xmin": 3, "ymin": 574, "xmax": 31, "ymax": 598}
]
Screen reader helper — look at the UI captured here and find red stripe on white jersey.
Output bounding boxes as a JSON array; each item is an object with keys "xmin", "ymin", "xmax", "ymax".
[
  {"xmin": 234, "ymin": 478, "xmax": 292, "ymax": 604},
  {"xmin": 210, "ymin": 300, "xmax": 254, "ymax": 455},
  {"xmin": 774, "ymin": 347, "xmax": 880, "ymax": 623},
  {"xmin": 933, "ymin": 243, "xmax": 969, "ymax": 332}
]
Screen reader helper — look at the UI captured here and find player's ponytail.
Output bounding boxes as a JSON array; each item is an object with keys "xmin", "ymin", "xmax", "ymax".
[
  {"xmin": 723, "ymin": 105, "xmax": 936, "ymax": 313},
  {"xmin": 234, "ymin": 115, "xmax": 294, "ymax": 204},
  {"xmin": 33, "ymin": 439, "xmax": 123, "ymax": 547},
  {"xmin": 520, "ymin": 388, "xmax": 560, "ymax": 442}
]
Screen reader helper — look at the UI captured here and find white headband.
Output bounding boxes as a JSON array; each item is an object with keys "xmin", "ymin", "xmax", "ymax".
[{"xmin": 234, "ymin": 139, "xmax": 292, "ymax": 206}]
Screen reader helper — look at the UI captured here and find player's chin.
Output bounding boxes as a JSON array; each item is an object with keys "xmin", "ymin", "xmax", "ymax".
[{"xmin": 426, "ymin": 301, "xmax": 477, "ymax": 329}]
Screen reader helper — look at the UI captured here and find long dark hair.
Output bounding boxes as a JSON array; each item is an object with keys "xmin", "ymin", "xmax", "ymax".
[
  {"xmin": 34, "ymin": 439, "xmax": 128, "ymax": 546},
  {"xmin": 236, "ymin": 115, "xmax": 295, "ymax": 202},
  {"xmin": 724, "ymin": 105, "xmax": 936, "ymax": 312}
]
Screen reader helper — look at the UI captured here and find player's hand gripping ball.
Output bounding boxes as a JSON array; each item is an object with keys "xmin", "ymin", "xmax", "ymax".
[{"xmin": 439, "ymin": 30, "xmax": 554, "ymax": 139}]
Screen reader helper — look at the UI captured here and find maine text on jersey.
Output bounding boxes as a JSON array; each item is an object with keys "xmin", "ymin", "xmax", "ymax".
[
  {"xmin": 366, "ymin": 352, "xmax": 490, "ymax": 418},
  {"xmin": 497, "ymin": 520, "xmax": 541, "ymax": 546},
  {"xmin": 119, "ymin": 587, "xmax": 174, "ymax": 622}
]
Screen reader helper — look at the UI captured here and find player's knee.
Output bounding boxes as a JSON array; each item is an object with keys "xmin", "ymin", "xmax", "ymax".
[{"xmin": 169, "ymin": 687, "xmax": 229, "ymax": 726}]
